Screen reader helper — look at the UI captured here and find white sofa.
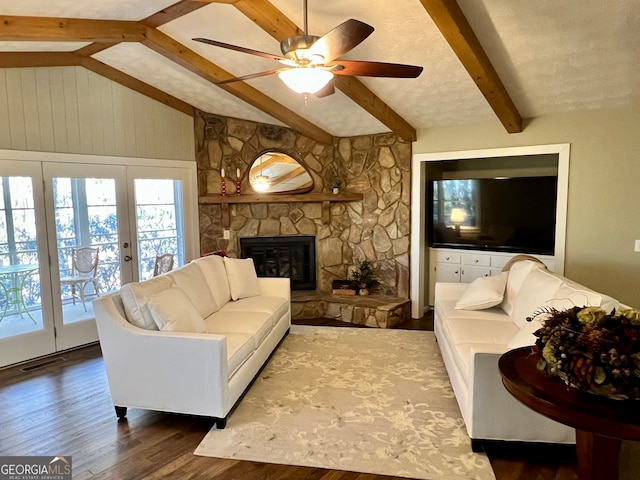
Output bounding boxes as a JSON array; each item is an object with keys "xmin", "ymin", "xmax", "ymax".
[
  {"xmin": 93, "ymin": 254, "xmax": 291, "ymax": 428},
  {"xmin": 434, "ymin": 258, "xmax": 624, "ymax": 450}
]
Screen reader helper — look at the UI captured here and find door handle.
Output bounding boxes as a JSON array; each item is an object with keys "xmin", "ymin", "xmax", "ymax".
[{"xmin": 124, "ymin": 255, "xmax": 132, "ymax": 262}]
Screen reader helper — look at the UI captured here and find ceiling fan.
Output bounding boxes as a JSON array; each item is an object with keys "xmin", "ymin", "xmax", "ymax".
[{"xmin": 193, "ymin": 0, "xmax": 423, "ymax": 97}]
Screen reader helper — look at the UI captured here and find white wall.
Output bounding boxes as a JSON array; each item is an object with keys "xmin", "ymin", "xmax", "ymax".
[
  {"xmin": 0, "ymin": 66, "xmax": 194, "ymax": 161},
  {"xmin": 413, "ymin": 105, "xmax": 640, "ymax": 308}
]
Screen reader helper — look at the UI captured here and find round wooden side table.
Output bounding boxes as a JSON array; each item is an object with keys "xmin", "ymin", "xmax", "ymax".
[{"xmin": 499, "ymin": 347, "xmax": 640, "ymax": 480}]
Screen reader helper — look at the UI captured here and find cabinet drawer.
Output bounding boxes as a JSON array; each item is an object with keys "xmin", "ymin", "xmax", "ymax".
[
  {"xmin": 461, "ymin": 266, "xmax": 492, "ymax": 283},
  {"xmin": 461, "ymin": 254, "xmax": 491, "ymax": 267},
  {"xmin": 436, "ymin": 252, "xmax": 461, "ymax": 264},
  {"xmin": 435, "ymin": 264, "xmax": 461, "ymax": 282},
  {"xmin": 490, "ymin": 255, "xmax": 510, "ymax": 269}
]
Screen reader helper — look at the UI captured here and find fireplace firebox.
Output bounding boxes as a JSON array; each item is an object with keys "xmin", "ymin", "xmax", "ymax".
[{"xmin": 240, "ymin": 236, "xmax": 316, "ymax": 290}]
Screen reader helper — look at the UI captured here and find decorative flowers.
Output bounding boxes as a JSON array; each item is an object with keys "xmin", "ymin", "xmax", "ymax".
[{"xmin": 530, "ymin": 305, "xmax": 640, "ymax": 399}]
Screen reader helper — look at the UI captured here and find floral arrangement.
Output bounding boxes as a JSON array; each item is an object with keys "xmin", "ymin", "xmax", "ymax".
[{"xmin": 530, "ymin": 306, "xmax": 640, "ymax": 399}]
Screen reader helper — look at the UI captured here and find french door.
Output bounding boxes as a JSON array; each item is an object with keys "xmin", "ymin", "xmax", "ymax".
[{"xmin": 0, "ymin": 152, "xmax": 198, "ymax": 366}]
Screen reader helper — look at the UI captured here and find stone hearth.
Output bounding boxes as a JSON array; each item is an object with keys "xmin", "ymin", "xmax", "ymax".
[{"xmin": 291, "ymin": 291, "xmax": 410, "ymax": 328}]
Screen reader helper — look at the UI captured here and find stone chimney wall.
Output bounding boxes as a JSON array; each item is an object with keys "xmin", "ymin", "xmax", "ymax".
[{"xmin": 196, "ymin": 111, "xmax": 411, "ymax": 297}]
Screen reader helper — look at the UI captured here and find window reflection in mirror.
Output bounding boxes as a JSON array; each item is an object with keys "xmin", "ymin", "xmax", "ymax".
[{"xmin": 249, "ymin": 151, "xmax": 313, "ymax": 194}]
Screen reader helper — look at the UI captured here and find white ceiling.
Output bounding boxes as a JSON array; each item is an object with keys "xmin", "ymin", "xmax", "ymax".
[{"xmin": 1, "ymin": 0, "xmax": 638, "ymax": 137}]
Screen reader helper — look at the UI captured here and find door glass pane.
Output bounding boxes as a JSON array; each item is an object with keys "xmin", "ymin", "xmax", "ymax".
[
  {"xmin": 54, "ymin": 177, "xmax": 120, "ymax": 324},
  {"xmin": 135, "ymin": 179, "xmax": 184, "ymax": 281},
  {"xmin": 0, "ymin": 176, "xmax": 43, "ymax": 339}
]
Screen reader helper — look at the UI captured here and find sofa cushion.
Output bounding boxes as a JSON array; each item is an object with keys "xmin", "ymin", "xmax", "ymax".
[
  {"xmin": 455, "ymin": 272, "xmax": 508, "ymax": 310},
  {"xmin": 169, "ymin": 263, "xmax": 218, "ymax": 318},
  {"xmin": 501, "ymin": 260, "xmax": 546, "ymax": 316},
  {"xmin": 205, "ymin": 311, "xmax": 273, "ymax": 350},
  {"xmin": 218, "ymin": 296, "xmax": 289, "ymax": 325},
  {"xmin": 507, "ymin": 318, "xmax": 544, "ymax": 349},
  {"xmin": 223, "ymin": 257, "xmax": 261, "ymax": 300},
  {"xmin": 147, "ymin": 286, "xmax": 207, "ymax": 333},
  {"xmin": 120, "ymin": 275, "xmax": 175, "ymax": 330},
  {"xmin": 441, "ymin": 317, "xmax": 520, "ymax": 347},
  {"xmin": 193, "ymin": 255, "xmax": 232, "ymax": 308},
  {"xmin": 511, "ymin": 268, "xmax": 563, "ymax": 328},
  {"xmin": 225, "ymin": 333, "xmax": 255, "ymax": 378}
]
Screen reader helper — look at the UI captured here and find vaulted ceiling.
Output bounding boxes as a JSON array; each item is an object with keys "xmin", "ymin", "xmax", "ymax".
[{"xmin": 1, "ymin": 0, "xmax": 638, "ymax": 144}]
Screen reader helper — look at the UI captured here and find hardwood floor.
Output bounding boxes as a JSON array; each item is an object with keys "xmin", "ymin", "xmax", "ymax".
[{"xmin": 0, "ymin": 316, "xmax": 577, "ymax": 480}]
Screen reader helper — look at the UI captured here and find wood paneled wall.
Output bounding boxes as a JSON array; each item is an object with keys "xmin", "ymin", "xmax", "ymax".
[{"xmin": 0, "ymin": 66, "xmax": 194, "ymax": 161}]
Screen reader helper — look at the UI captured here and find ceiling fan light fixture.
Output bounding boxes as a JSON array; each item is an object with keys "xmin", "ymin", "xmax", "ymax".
[{"xmin": 278, "ymin": 68, "xmax": 333, "ymax": 95}]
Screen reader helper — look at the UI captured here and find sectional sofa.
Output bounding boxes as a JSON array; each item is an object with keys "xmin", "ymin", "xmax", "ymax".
[
  {"xmin": 93, "ymin": 254, "xmax": 291, "ymax": 428},
  {"xmin": 434, "ymin": 257, "xmax": 625, "ymax": 450}
]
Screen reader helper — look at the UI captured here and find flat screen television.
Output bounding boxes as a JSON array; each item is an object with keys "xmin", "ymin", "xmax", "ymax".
[{"xmin": 427, "ymin": 176, "xmax": 558, "ymax": 255}]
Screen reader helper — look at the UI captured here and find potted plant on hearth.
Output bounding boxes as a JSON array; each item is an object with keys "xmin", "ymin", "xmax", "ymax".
[
  {"xmin": 350, "ymin": 259, "xmax": 379, "ymax": 296},
  {"xmin": 330, "ymin": 179, "xmax": 343, "ymax": 194}
]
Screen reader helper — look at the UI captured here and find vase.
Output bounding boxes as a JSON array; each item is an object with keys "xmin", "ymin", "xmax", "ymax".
[
  {"xmin": 333, "ymin": 187, "xmax": 339, "ymax": 194},
  {"xmin": 359, "ymin": 285, "xmax": 369, "ymax": 296}
]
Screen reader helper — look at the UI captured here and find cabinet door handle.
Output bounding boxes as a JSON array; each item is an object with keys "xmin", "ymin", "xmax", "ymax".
[
  {"xmin": 445, "ymin": 256, "xmax": 450, "ymax": 260},
  {"xmin": 474, "ymin": 259, "xmax": 479, "ymax": 263}
]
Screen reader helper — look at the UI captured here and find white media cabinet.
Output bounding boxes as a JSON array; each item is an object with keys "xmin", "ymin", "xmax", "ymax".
[{"xmin": 427, "ymin": 247, "xmax": 556, "ymax": 305}]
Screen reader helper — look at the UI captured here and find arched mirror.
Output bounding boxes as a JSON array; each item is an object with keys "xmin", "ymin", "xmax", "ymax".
[{"xmin": 249, "ymin": 151, "xmax": 314, "ymax": 194}]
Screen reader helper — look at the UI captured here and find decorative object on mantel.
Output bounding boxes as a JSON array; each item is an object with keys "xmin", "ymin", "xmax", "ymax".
[
  {"xmin": 249, "ymin": 151, "xmax": 313, "ymax": 194},
  {"xmin": 530, "ymin": 305, "xmax": 640, "ymax": 399},
  {"xmin": 220, "ymin": 168, "xmax": 227, "ymax": 196},
  {"xmin": 332, "ymin": 279, "xmax": 356, "ymax": 296},
  {"xmin": 235, "ymin": 168, "xmax": 241, "ymax": 196},
  {"xmin": 350, "ymin": 259, "xmax": 379, "ymax": 296},
  {"xmin": 330, "ymin": 178, "xmax": 343, "ymax": 194}
]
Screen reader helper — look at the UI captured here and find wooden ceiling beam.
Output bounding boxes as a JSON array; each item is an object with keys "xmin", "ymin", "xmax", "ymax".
[
  {"xmin": 0, "ymin": 52, "xmax": 78, "ymax": 68},
  {"xmin": 419, "ymin": 0, "xmax": 522, "ymax": 133},
  {"xmin": 0, "ymin": 16, "xmax": 146, "ymax": 42},
  {"xmin": 232, "ymin": 0, "xmax": 418, "ymax": 142},
  {"xmin": 142, "ymin": 1, "xmax": 214, "ymax": 29},
  {"xmin": 141, "ymin": 28, "xmax": 334, "ymax": 144}
]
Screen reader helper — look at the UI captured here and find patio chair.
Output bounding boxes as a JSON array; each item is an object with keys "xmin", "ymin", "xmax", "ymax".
[
  {"xmin": 153, "ymin": 253, "xmax": 174, "ymax": 277},
  {"xmin": 60, "ymin": 246, "xmax": 100, "ymax": 312}
]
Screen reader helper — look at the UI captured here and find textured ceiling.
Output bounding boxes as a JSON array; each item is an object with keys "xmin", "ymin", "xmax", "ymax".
[{"xmin": 0, "ymin": 0, "xmax": 638, "ymax": 138}]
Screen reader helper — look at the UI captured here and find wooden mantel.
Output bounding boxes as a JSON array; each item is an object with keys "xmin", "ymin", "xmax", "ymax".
[{"xmin": 199, "ymin": 193, "xmax": 364, "ymax": 227}]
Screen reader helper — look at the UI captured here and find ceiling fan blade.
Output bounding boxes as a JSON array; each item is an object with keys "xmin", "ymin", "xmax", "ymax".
[
  {"xmin": 329, "ymin": 60, "xmax": 423, "ymax": 78},
  {"xmin": 307, "ymin": 19, "xmax": 374, "ymax": 63},
  {"xmin": 193, "ymin": 37, "xmax": 286, "ymax": 62},
  {"xmin": 214, "ymin": 69, "xmax": 284, "ymax": 86}
]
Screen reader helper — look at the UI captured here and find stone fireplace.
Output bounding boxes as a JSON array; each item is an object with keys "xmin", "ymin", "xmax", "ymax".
[
  {"xmin": 240, "ymin": 235, "xmax": 316, "ymax": 290},
  {"xmin": 196, "ymin": 111, "xmax": 412, "ymax": 326}
]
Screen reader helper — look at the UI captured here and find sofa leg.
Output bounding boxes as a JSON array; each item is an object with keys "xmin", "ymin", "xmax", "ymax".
[
  {"xmin": 471, "ymin": 438, "xmax": 484, "ymax": 453},
  {"xmin": 214, "ymin": 417, "xmax": 227, "ymax": 429},
  {"xmin": 114, "ymin": 406, "xmax": 128, "ymax": 419}
]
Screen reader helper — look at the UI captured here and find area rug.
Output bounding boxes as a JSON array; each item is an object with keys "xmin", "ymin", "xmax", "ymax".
[{"xmin": 195, "ymin": 325, "xmax": 495, "ymax": 480}]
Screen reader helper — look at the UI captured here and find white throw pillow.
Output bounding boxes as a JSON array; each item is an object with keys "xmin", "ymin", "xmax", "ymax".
[
  {"xmin": 500, "ymin": 260, "xmax": 546, "ymax": 316},
  {"xmin": 120, "ymin": 275, "xmax": 176, "ymax": 330},
  {"xmin": 147, "ymin": 286, "xmax": 207, "ymax": 333},
  {"xmin": 170, "ymin": 262, "xmax": 218, "ymax": 318},
  {"xmin": 548, "ymin": 284, "xmax": 602, "ymax": 310},
  {"xmin": 455, "ymin": 272, "xmax": 508, "ymax": 310},
  {"xmin": 194, "ymin": 255, "xmax": 232, "ymax": 307},
  {"xmin": 224, "ymin": 257, "xmax": 261, "ymax": 300},
  {"xmin": 511, "ymin": 268, "xmax": 563, "ymax": 329}
]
